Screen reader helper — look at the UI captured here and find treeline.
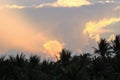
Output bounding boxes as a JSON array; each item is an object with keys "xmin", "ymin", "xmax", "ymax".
[{"xmin": 1, "ymin": 35, "xmax": 120, "ymax": 80}]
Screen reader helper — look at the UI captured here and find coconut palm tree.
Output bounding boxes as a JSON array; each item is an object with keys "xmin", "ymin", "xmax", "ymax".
[
  {"xmin": 94, "ymin": 39, "xmax": 110, "ymax": 57},
  {"xmin": 110, "ymin": 35, "xmax": 120, "ymax": 74},
  {"xmin": 112, "ymin": 35, "xmax": 120, "ymax": 55},
  {"xmin": 29, "ymin": 55, "xmax": 40, "ymax": 68},
  {"xmin": 59, "ymin": 49, "xmax": 71, "ymax": 66}
]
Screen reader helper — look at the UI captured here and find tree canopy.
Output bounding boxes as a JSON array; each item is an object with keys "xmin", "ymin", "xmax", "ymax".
[{"xmin": 0, "ymin": 35, "xmax": 120, "ymax": 80}]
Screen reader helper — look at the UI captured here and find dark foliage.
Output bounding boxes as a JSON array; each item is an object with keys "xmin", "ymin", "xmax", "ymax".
[{"xmin": 0, "ymin": 35, "xmax": 120, "ymax": 80}]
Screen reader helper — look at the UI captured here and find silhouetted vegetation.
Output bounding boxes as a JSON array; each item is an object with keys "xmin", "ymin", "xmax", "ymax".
[{"xmin": 1, "ymin": 35, "xmax": 120, "ymax": 80}]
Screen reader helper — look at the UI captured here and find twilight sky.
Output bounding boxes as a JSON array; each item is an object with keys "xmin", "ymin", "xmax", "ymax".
[{"xmin": 0, "ymin": 0, "xmax": 120, "ymax": 59}]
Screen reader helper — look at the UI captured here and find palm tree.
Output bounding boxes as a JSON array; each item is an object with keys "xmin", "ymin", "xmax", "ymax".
[
  {"xmin": 59, "ymin": 49, "xmax": 71, "ymax": 65},
  {"xmin": 111, "ymin": 35, "xmax": 120, "ymax": 74},
  {"xmin": 0, "ymin": 56, "xmax": 5, "ymax": 62},
  {"xmin": 8, "ymin": 53, "xmax": 27, "ymax": 67},
  {"xmin": 29, "ymin": 55, "xmax": 40, "ymax": 68},
  {"xmin": 8, "ymin": 53, "xmax": 28, "ymax": 79},
  {"xmin": 112, "ymin": 35, "xmax": 120, "ymax": 55},
  {"xmin": 94, "ymin": 39, "xmax": 110, "ymax": 57}
]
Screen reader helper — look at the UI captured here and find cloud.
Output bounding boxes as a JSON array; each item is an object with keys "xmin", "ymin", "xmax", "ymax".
[
  {"xmin": 105, "ymin": 0, "xmax": 115, "ymax": 3},
  {"xmin": 6, "ymin": 5, "xmax": 25, "ymax": 9},
  {"xmin": 22, "ymin": 2, "xmax": 120, "ymax": 53},
  {"xmin": 98, "ymin": 0, "xmax": 115, "ymax": 3},
  {"xmin": 107, "ymin": 34, "xmax": 115, "ymax": 41},
  {"xmin": 90, "ymin": 0, "xmax": 118, "ymax": 4},
  {"xmin": 0, "ymin": 0, "xmax": 119, "ymax": 9},
  {"xmin": 43, "ymin": 40, "xmax": 64, "ymax": 58},
  {"xmin": 36, "ymin": 0, "xmax": 91, "ymax": 8},
  {"xmin": 0, "ymin": 5, "xmax": 25, "ymax": 9},
  {"xmin": 0, "ymin": 0, "xmax": 120, "ymax": 57},
  {"xmin": 83, "ymin": 17, "xmax": 120, "ymax": 42}
]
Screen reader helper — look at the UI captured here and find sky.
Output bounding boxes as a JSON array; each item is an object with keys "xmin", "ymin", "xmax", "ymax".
[{"xmin": 0, "ymin": 0, "xmax": 120, "ymax": 59}]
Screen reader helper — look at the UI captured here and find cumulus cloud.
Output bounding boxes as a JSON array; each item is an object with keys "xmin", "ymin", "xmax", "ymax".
[
  {"xmin": 36, "ymin": 0, "xmax": 91, "ymax": 8},
  {"xmin": 83, "ymin": 17, "xmax": 120, "ymax": 42},
  {"xmin": 43, "ymin": 40, "xmax": 64, "ymax": 58}
]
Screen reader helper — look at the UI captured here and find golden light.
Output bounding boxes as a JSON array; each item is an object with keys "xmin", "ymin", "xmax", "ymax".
[
  {"xmin": 107, "ymin": 34, "xmax": 115, "ymax": 42},
  {"xmin": 0, "ymin": 1, "xmax": 65, "ymax": 59},
  {"xmin": 0, "ymin": 9, "xmax": 47, "ymax": 52},
  {"xmin": 0, "ymin": 3, "xmax": 54, "ymax": 57},
  {"xmin": 83, "ymin": 17, "xmax": 120, "ymax": 42},
  {"xmin": 36, "ymin": 0, "xmax": 91, "ymax": 8},
  {"xmin": 57, "ymin": 0, "xmax": 90, "ymax": 7},
  {"xmin": 5, "ymin": 5, "xmax": 25, "ymax": 9},
  {"xmin": 43, "ymin": 40, "xmax": 63, "ymax": 58}
]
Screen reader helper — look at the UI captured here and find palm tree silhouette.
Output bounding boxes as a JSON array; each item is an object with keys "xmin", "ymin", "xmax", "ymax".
[
  {"xmin": 1, "ymin": 35, "xmax": 120, "ymax": 80},
  {"xmin": 112, "ymin": 35, "xmax": 120, "ymax": 55},
  {"xmin": 94, "ymin": 39, "xmax": 110, "ymax": 57},
  {"xmin": 29, "ymin": 55, "xmax": 40, "ymax": 68},
  {"xmin": 59, "ymin": 49, "xmax": 71, "ymax": 65}
]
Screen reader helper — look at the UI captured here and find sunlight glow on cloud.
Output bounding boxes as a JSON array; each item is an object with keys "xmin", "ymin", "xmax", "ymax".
[
  {"xmin": 92, "ymin": 0, "xmax": 116, "ymax": 3},
  {"xmin": 43, "ymin": 40, "xmax": 63, "ymax": 58},
  {"xmin": 0, "ymin": 5, "xmax": 25, "ymax": 9},
  {"xmin": 107, "ymin": 34, "xmax": 116, "ymax": 41},
  {"xmin": 83, "ymin": 17, "xmax": 120, "ymax": 42},
  {"xmin": 36, "ymin": 0, "xmax": 91, "ymax": 8},
  {"xmin": 0, "ymin": 0, "xmax": 120, "ymax": 58},
  {"xmin": 6, "ymin": 5, "xmax": 25, "ymax": 9},
  {"xmin": 99, "ymin": 0, "xmax": 115, "ymax": 3}
]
